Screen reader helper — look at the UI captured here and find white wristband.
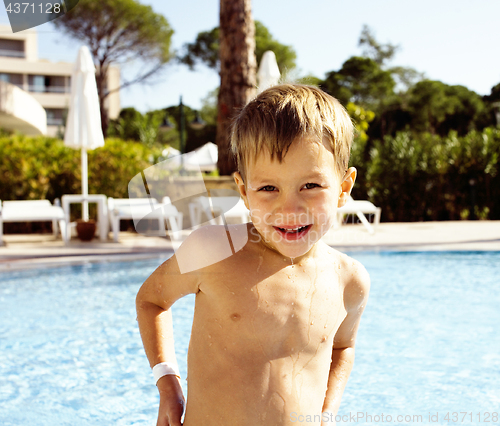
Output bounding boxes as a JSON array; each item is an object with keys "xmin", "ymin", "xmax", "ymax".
[{"xmin": 152, "ymin": 362, "xmax": 181, "ymax": 384}]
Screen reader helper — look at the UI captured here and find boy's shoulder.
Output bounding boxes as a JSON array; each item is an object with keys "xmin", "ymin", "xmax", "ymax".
[
  {"xmin": 321, "ymin": 245, "xmax": 370, "ymax": 310},
  {"xmin": 174, "ymin": 223, "xmax": 250, "ymax": 273},
  {"xmin": 338, "ymin": 251, "xmax": 370, "ymax": 283},
  {"xmin": 340, "ymin": 252, "xmax": 370, "ymax": 312}
]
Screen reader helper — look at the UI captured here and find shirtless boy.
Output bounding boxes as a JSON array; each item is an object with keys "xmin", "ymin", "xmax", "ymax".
[{"xmin": 136, "ymin": 84, "xmax": 370, "ymax": 426}]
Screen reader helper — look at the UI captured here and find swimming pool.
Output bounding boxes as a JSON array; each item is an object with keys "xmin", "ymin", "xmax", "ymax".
[{"xmin": 0, "ymin": 252, "xmax": 499, "ymax": 425}]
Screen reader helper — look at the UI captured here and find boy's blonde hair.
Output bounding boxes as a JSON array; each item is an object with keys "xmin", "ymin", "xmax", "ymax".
[{"xmin": 230, "ymin": 84, "xmax": 354, "ymax": 180}]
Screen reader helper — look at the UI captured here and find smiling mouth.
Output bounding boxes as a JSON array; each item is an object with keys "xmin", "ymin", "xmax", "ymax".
[
  {"xmin": 273, "ymin": 224, "xmax": 312, "ymax": 239},
  {"xmin": 277, "ymin": 225, "xmax": 309, "ymax": 233}
]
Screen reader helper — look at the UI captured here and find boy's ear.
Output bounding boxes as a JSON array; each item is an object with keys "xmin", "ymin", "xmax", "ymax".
[
  {"xmin": 233, "ymin": 171, "xmax": 250, "ymax": 210},
  {"xmin": 338, "ymin": 167, "xmax": 357, "ymax": 208}
]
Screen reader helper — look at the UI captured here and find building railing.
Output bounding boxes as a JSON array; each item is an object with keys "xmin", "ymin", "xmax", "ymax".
[
  {"xmin": 28, "ymin": 85, "xmax": 70, "ymax": 94},
  {"xmin": 0, "ymin": 49, "xmax": 25, "ymax": 58},
  {"xmin": 47, "ymin": 118, "xmax": 64, "ymax": 126}
]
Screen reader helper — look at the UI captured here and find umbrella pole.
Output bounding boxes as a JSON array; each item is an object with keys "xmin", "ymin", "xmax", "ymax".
[{"xmin": 81, "ymin": 147, "xmax": 89, "ymax": 221}]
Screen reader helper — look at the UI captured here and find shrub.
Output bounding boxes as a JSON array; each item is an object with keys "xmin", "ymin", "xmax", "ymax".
[
  {"xmin": 0, "ymin": 135, "xmax": 162, "ymax": 226},
  {"xmin": 365, "ymin": 129, "xmax": 500, "ymax": 221}
]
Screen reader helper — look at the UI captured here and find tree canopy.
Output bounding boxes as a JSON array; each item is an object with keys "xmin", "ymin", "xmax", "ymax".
[
  {"xmin": 358, "ymin": 24, "xmax": 399, "ymax": 66},
  {"xmin": 321, "ymin": 26, "xmax": 492, "ymax": 140},
  {"xmin": 358, "ymin": 25, "xmax": 423, "ymax": 92},
  {"xmin": 322, "ymin": 56, "xmax": 396, "ymax": 111},
  {"xmin": 53, "ymin": 0, "xmax": 174, "ymax": 134},
  {"xmin": 407, "ymin": 81, "xmax": 487, "ymax": 135},
  {"xmin": 485, "ymin": 82, "xmax": 500, "ymax": 103},
  {"xmin": 179, "ymin": 20, "xmax": 296, "ymax": 73},
  {"xmin": 254, "ymin": 21, "xmax": 296, "ymax": 72}
]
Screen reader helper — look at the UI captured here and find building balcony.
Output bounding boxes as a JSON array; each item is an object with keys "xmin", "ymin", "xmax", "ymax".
[
  {"xmin": 0, "ymin": 49, "xmax": 25, "ymax": 58},
  {"xmin": 28, "ymin": 85, "xmax": 70, "ymax": 94},
  {"xmin": 0, "ymin": 80, "xmax": 47, "ymax": 135},
  {"xmin": 47, "ymin": 117, "xmax": 64, "ymax": 126}
]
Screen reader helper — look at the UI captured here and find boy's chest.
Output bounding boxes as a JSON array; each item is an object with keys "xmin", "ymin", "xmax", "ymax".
[{"xmin": 197, "ymin": 264, "xmax": 346, "ymax": 360}]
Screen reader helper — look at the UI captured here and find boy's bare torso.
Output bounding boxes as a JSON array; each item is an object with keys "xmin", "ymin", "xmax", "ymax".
[{"xmin": 180, "ymin": 223, "xmax": 357, "ymax": 426}]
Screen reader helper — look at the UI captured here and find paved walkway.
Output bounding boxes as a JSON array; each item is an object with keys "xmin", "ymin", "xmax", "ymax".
[{"xmin": 1, "ymin": 221, "xmax": 499, "ymax": 272}]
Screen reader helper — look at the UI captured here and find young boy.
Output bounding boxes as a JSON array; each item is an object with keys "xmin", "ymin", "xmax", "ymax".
[{"xmin": 136, "ymin": 84, "xmax": 370, "ymax": 426}]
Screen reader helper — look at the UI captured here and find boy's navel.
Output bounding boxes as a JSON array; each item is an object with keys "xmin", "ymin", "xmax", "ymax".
[{"xmin": 230, "ymin": 313, "xmax": 242, "ymax": 321}]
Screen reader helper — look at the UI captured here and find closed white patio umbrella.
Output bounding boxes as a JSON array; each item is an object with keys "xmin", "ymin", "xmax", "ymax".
[
  {"xmin": 64, "ymin": 46, "xmax": 105, "ymax": 221},
  {"xmin": 257, "ymin": 50, "xmax": 281, "ymax": 93}
]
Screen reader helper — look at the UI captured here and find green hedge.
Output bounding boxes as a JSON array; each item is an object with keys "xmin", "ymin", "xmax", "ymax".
[
  {"xmin": 0, "ymin": 134, "xmax": 162, "ymax": 210},
  {"xmin": 364, "ymin": 128, "xmax": 500, "ymax": 221}
]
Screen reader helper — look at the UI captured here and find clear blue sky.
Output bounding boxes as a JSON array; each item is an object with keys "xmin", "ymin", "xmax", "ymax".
[{"xmin": 1, "ymin": 0, "xmax": 500, "ymax": 112}]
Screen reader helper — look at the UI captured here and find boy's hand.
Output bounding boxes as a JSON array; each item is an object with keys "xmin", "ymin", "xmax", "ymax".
[{"xmin": 156, "ymin": 375, "xmax": 185, "ymax": 426}]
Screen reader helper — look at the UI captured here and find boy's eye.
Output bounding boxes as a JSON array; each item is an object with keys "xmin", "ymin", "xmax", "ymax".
[
  {"xmin": 258, "ymin": 185, "xmax": 276, "ymax": 192},
  {"xmin": 304, "ymin": 183, "xmax": 320, "ymax": 189}
]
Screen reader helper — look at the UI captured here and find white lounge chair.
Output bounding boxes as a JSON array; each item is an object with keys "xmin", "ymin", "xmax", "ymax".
[
  {"xmin": 336, "ymin": 196, "xmax": 381, "ymax": 234},
  {"xmin": 189, "ymin": 196, "xmax": 250, "ymax": 228},
  {"xmin": 160, "ymin": 197, "xmax": 184, "ymax": 240},
  {"xmin": 108, "ymin": 197, "xmax": 183, "ymax": 242},
  {"xmin": 0, "ymin": 199, "xmax": 68, "ymax": 245}
]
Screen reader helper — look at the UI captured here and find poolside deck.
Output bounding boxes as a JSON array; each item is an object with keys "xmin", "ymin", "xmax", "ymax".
[{"xmin": 1, "ymin": 220, "xmax": 499, "ymax": 271}]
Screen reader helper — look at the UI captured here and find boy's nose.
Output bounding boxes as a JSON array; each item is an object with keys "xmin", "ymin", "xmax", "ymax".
[{"xmin": 275, "ymin": 193, "xmax": 307, "ymax": 220}]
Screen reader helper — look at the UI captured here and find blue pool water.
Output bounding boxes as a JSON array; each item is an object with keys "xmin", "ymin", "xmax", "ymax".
[{"xmin": 0, "ymin": 252, "xmax": 499, "ymax": 425}]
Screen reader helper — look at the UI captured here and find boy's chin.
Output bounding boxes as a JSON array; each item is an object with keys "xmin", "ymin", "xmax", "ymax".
[
  {"xmin": 278, "ymin": 246, "xmax": 315, "ymax": 260},
  {"xmin": 262, "ymin": 236, "xmax": 319, "ymax": 260}
]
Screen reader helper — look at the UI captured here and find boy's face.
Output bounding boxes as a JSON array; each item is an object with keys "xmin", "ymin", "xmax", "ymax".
[{"xmin": 235, "ymin": 137, "xmax": 356, "ymax": 260}]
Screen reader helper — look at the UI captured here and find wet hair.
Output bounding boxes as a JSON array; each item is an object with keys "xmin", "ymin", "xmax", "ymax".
[{"xmin": 230, "ymin": 83, "xmax": 354, "ymax": 180}]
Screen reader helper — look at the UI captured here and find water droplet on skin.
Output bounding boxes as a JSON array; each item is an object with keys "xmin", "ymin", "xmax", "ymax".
[
  {"xmin": 291, "ymin": 314, "xmax": 295, "ymax": 318},
  {"xmin": 291, "ymin": 302, "xmax": 294, "ymax": 306},
  {"xmin": 310, "ymin": 320, "xmax": 314, "ymax": 325},
  {"xmin": 257, "ymin": 255, "xmax": 264, "ymax": 272}
]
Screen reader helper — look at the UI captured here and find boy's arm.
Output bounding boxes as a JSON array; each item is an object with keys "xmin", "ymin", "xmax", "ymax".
[
  {"xmin": 136, "ymin": 232, "xmax": 203, "ymax": 426},
  {"xmin": 136, "ymin": 255, "xmax": 199, "ymax": 367},
  {"xmin": 322, "ymin": 261, "xmax": 370, "ymax": 420}
]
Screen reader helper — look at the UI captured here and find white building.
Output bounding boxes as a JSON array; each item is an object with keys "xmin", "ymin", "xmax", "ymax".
[{"xmin": 0, "ymin": 24, "xmax": 120, "ymax": 136}]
